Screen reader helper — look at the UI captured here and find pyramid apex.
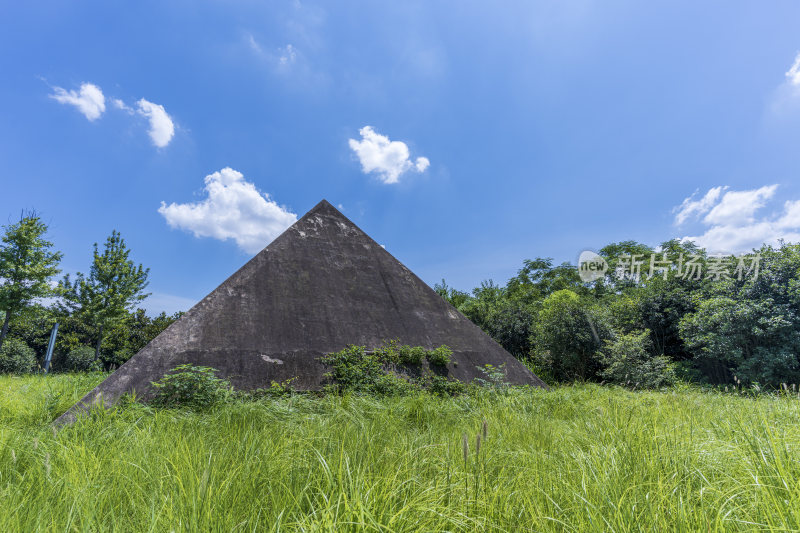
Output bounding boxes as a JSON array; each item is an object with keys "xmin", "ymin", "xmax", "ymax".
[{"xmin": 305, "ymin": 199, "xmax": 341, "ymax": 216}]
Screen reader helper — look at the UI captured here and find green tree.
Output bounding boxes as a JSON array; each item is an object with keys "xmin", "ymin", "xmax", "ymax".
[
  {"xmin": 100, "ymin": 308, "xmax": 181, "ymax": 368},
  {"xmin": 679, "ymin": 244, "xmax": 800, "ymax": 386},
  {"xmin": 459, "ymin": 280, "xmax": 505, "ymax": 332},
  {"xmin": 598, "ymin": 329, "xmax": 675, "ymax": 388},
  {"xmin": 433, "ymin": 279, "xmax": 471, "ymax": 309},
  {"xmin": 0, "ymin": 212, "xmax": 62, "ymax": 348},
  {"xmin": 531, "ymin": 289, "xmax": 612, "ymax": 381},
  {"xmin": 60, "ymin": 230, "xmax": 150, "ymax": 362},
  {"xmin": 506, "ymin": 257, "xmax": 588, "ymax": 303}
]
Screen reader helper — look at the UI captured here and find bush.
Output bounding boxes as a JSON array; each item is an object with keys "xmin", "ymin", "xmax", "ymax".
[
  {"xmin": 150, "ymin": 364, "xmax": 231, "ymax": 409},
  {"xmin": 237, "ymin": 378, "xmax": 297, "ymax": 400},
  {"xmin": 599, "ymin": 330, "xmax": 675, "ymax": 388},
  {"xmin": 398, "ymin": 345, "xmax": 426, "ymax": 365},
  {"xmin": 373, "ymin": 373, "xmax": 418, "ymax": 395},
  {"xmin": 426, "ymin": 345, "xmax": 452, "ymax": 366},
  {"xmin": 376, "ymin": 341, "xmax": 451, "ymax": 367},
  {"xmin": 0, "ymin": 338, "xmax": 37, "ymax": 374},
  {"xmin": 320, "ymin": 343, "xmax": 463, "ymax": 396},
  {"xmin": 56, "ymin": 346, "xmax": 101, "ymax": 372},
  {"xmin": 474, "ymin": 363, "xmax": 509, "ymax": 389},
  {"xmin": 321, "ymin": 345, "xmax": 385, "ymax": 393},
  {"xmin": 424, "ymin": 373, "xmax": 466, "ymax": 396}
]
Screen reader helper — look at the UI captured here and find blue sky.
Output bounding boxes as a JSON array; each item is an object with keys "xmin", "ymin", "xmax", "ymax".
[{"xmin": 4, "ymin": 1, "xmax": 800, "ymax": 314}]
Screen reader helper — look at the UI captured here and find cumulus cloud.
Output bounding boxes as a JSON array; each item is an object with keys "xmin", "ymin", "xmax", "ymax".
[
  {"xmin": 348, "ymin": 126, "xmax": 430, "ymax": 184},
  {"xmin": 158, "ymin": 167, "xmax": 297, "ymax": 253},
  {"xmin": 136, "ymin": 99, "xmax": 175, "ymax": 148},
  {"xmin": 49, "ymin": 82, "xmax": 105, "ymax": 121},
  {"xmin": 702, "ymin": 185, "xmax": 778, "ymax": 226},
  {"xmin": 673, "ymin": 185, "xmax": 800, "ymax": 253},
  {"xmin": 47, "ymin": 81, "xmax": 176, "ymax": 148}
]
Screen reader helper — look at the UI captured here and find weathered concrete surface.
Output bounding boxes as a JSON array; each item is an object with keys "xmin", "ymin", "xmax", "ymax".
[{"xmin": 56, "ymin": 200, "xmax": 546, "ymax": 423}]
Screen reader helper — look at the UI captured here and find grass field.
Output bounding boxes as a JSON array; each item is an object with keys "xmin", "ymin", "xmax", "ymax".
[{"xmin": 1, "ymin": 375, "xmax": 799, "ymax": 532}]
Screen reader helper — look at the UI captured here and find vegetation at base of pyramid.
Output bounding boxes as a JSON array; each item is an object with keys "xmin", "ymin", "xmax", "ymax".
[
  {"xmin": 318, "ymin": 342, "xmax": 467, "ymax": 396},
  {"xmin": 145, "ymin": 343, "xmax": 475, "ymax": 410}
]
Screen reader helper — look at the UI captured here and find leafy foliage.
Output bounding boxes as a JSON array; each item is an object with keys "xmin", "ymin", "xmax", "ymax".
[
  {"xmin": 530, "ymin": 290, "xmax": 612, "ymax": 381},
  {"xmin": 399, "ymin": 345, "xmax": 426, "ymax": 365},
  {"xmin": 436, "ymin": 241, "xmax": 800, "ymax": 389},
  {"xmin": 59, "ymin": 230, "xmax": 150, "ymax": 361},
  {"xmin": 321, "ymin": 343, "xmax": 462, "ymax": 395},
  {"xmin": 473, "ymin": 363, "xmax": 510, "ymax": 389},
  {"xmin": 0, "ymin": 213, "xmax": 62, "ymax": 347},
  {"xmin": 0, "ymin": 338, "xmax": 37, "ymax": 374},
  {"xmin": 426, "ymin": 345, "xmax": 452, "ymax": 366},
  {"xmin": 598, "ymin": 330, "xmax": 675, "ymax": 388},
  {"xmin": 424, "ymin": 372, "xmax": 467, "ymax": 396},
  {"xmin": 235, "ymin": 378, "xmax": 298, "ymax": 400},
  {"xmin": 678, "ymin": 244, "xmax": 800, "ymax": 386},
  {"xmin": 150, "ymin": 364, "xmax": 231, "ymax": 410},
  {"xmin": 54, "ymin": 346, "xmax": 101, "ymax": 373}
]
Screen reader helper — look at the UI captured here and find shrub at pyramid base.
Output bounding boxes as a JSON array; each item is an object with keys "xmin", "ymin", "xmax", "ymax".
[{"xmin": 56, "ymin": 200, "xmax": 546, "ymax": 423}]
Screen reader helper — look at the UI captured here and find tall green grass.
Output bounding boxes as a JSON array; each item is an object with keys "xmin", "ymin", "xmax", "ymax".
[{"xmin": 1, "ymin": 375, "xmax": 799, "ymax": 531}]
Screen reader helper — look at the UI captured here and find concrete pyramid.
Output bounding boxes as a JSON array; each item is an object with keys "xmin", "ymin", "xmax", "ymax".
[{"xmin": 58, "ymin": 200, "xmax": 545, "ymax": 422}]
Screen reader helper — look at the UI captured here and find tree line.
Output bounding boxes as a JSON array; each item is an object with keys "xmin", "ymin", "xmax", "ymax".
[
  {"xmin": 0, "ymin": 212, "xmax": 178, "ymax": 373},
  {"xmin": 437, "ymin": 239, "xmax": 800, "ymax": 389}
]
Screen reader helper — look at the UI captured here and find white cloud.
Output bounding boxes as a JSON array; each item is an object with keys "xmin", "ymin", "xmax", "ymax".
[
  {"xmin": 674, "ymin": 185, "xmax": 800, "ymax": 253},
  {"xmin": 768, "ymin": 53, "xmax": 800, "ymax": 114},
  {"xmin": 702, "ymin": 185, "xmax": 777, "ymax": 226},
  {"xmin": 786, "ymin": 52, "xmax": 800, "ymax": 87},
  {"xmin": 112, "ymin": 98, "xmax": 134, "ymax": 114},
  {"xmin": 49, "ymin": 82, "xmax": 105, "ymax": 121},
  {"xmin": 414, "ymin": 156, "xmax": 430, "ymax": 172},
  {"xmin": 348, "ymin": 126, "xmax": 429, "ymax": 184},
  {"xmin": 673, "ymin": 186, "xmax": 727, "ymax": 226},
  {"xmin": 136, "ymin": 98, "xmax": 175, "ymax": 148},
  {"xmin": 158, "ymin": 167, "xmax": 297, "ymax": 253}
]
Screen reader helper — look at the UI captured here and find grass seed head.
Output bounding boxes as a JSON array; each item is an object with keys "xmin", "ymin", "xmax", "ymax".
[{"xmin": 462, "ymin": 433, "xmax": 469, "ymax": 463}]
